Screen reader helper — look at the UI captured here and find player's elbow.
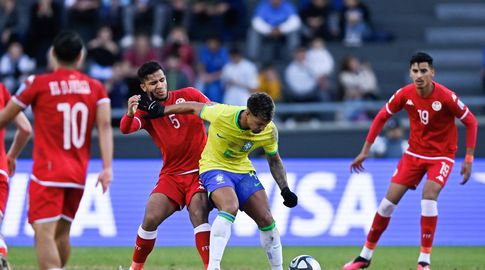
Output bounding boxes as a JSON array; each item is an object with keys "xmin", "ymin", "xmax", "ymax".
[{"xmin": 19, "ymin": 122, "xmax": 32, "ymax": 137}]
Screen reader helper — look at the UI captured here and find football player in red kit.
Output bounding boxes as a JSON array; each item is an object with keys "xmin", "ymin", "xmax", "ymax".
[
  {"xmin": 343, "ymin": 52, "xmax": 478, "ymax": 270},
  {"xmin": 119, "ymin": 61, "xmax": 211, "ymax": 270},
  {"xmin": 0, "ymin": 83, "xmax": 31, "ymax": 269},
  {"xmin": 0, "ymin": 31, "xmax": 113, "ymax": 270}
]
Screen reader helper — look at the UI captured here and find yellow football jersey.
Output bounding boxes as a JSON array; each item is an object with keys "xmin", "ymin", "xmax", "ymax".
[{"xmin": 199, "ymin": 104, "xmax": 278, "ymax": 174}]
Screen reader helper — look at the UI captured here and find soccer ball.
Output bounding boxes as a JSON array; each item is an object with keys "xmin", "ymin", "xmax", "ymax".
[{"xmin": 288, "ymin": 255, "xmax": 321, "ymax": 270}]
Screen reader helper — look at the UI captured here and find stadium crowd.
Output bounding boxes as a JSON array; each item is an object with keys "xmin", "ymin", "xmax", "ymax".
[{"xmin": 0, "ymin": 0, "xmax": 390, "ymax": 122}]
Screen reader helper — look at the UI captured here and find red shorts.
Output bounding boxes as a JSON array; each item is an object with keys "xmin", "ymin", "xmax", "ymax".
[
  {"xmin": 152, "ymin": 172, "xmax": 207, "ymax": 210},
  {"xmin": 392, "ymin": 153, "xmax": 454, "ymax": 189},
  {"xmin": 28, "ymin": 180, "xmax": 84, "ymax": 224},
  {"xmin": 0, "ymin": 172, "xmax": 8, "ymax": 216}
]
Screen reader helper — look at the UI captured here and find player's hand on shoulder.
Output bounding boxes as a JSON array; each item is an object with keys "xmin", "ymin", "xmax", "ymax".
[
  {"xmin": 460, "ymin": 161, "xmax": 472, "ymax": 185},
  {"xmin": 127, "ymin": 95, "xmax": 141, "ymax": 117},
  {"xmin": 281, "ymin": 187, "xmax": 298, "ymax": 208},
  {"xmin": 350, "ymin": 153, "xmax": 367, "ymax": 173},
  {"xmin": 96, "ymin": 167, "xmax": 113, "ymax": 193},
  {"xmin": 138, "ymin": 93, "xmax": 165, "ymax": 119}
]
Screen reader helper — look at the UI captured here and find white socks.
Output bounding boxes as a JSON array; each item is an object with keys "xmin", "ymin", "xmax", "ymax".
[
  {"xmin": 207, "ymin": 212, "xmax": 235, "ymax": 270},
  {"xmin": 259, "ymin": 223, "xmax": 283, "ymax": 270},
  {"xmin": 359, "ymin": 246, "xmax": 374, "ymax": 260}
]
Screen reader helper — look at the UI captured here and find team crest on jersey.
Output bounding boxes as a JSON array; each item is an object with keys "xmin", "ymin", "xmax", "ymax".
[
  {"xmin": 216, "ymin": 173, "xmax": 225, "ymax": 184},
  {"xmin": 241, "ymin": 141, "xmax": 254, "ymax": 152},
  {"xmin": 176, "ymin": 98, "xmax": 186, "ymax": 104},
  {"xmin": 432, "ymin": 101, "xmax": 442, "ymax": 111}
]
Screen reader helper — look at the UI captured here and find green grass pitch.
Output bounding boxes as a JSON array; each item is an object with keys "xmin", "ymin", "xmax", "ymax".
[{"xmin": 8, "ymin": 246, "xmax": 485, "ymax": 270}]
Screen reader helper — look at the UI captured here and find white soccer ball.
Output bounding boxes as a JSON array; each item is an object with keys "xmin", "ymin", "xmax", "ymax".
[{"xmin": 288, "ymin": 255, "xmax": 321, "ymax": 270}]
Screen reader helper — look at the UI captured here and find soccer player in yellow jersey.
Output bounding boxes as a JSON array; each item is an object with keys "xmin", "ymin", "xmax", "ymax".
[{"xmin": 139, "ymin": 92, "xmax": 298, "ymax": 270}]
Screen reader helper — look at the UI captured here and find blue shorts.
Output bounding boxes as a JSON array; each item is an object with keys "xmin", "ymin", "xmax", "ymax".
[{"xmin": 200, "ymin": 170, "xmax": 264, "ymax": 210}]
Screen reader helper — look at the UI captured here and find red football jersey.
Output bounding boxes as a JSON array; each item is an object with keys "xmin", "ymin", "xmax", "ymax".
[
  {"xmin": 385, "ymin": 82, "xmax": 469, "ymax": 158},
  {"xmin": 13, "ymin": 68, "xmax": 109, "ymax": 187},
  {"xmin": 0, "ymin": 83, "xmax": 11, "ymax": 177},
  {"xmin": 129, "ymin": 87, "xmax": 208, "ymax": 175}
]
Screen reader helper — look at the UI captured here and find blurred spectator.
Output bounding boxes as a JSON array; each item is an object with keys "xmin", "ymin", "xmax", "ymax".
[
  {"xmin": 247, "ymin": 0, "xmax": 301, "ymax": 62},
  {"xmin": 25, "ymin": 0, "xmax": 62, "ymax": 69},
  {"xmin": 369, "ymin": 118, "xmax": 408, "ymax": 158},
  {"xmin": 87, "ymin": 25, "xmax": 120, "ymax": 82},
  {"xmin": 98, "ymin": 0, "xmax": 124, "ymax": 40},
  {"xmin": 339, "ymin": 0, "xmax": 371, "ymax": 46},
  {"xmin": 196, "ymin": 36, "xmax": 228, "ymax": 103},
  {"xmin": 122, "ymin": 32, "xmax": 161, "ymax": 96},
  {"xmin": 162, "ymin": 26, "xmax": 196, "ymax": 69},
  {"xmin": 0, "ymin": 41, "xmax": 35, "ymax": 91},
  {"xmin": 299, "ymin": 0, "xmax": 339, "ymax": 42},
  {"xmin": 165, "ymin": 0, "xmax": 191, "ymax": 33},
  {"xmin": 0, "ymin": 0, "xmax": 22, "ymax": 53},
  {"xmin": 337, "ymin": 55, "xmax": 378, "ymax": 121},
  {"xmin": 189, "ymin": 0, "xmax": 245, "ymax": 42},
  {"xmin": 120, "ymin": 0, "xmax": 166, "ymax": 48},
  {"xmin": 482, "ymin": 44, "xmax": 485, "ymax": 93},
  {"xmin": 306, "ymin": 37, "xmax": 334, "ymax": 101},
  {"xmin": 284, "ymin": 46, "xmax": 319, "ymax": 103},
  {"xmin": 65, "ymin": 0, "xmax": 101, "ymax": 42},
  {"xmin": 221, "ymin": 47, "xmax": 259, "ymax": 106},
  {"xmin": 258, "ymin": 62, "xmax": 282, "ymax": 102},
  {"xmin": 163, "ymin": 52, "xmax": 191, "ymax": 90},
  {"xmin": 104, "ymin": 62, "xmax": 129, "ymax": 108}
]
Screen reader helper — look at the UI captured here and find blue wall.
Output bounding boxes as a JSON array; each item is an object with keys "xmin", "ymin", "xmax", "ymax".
[{"xmin": 3, "ymin": 159, "xmax": 485, "ymax": 247}]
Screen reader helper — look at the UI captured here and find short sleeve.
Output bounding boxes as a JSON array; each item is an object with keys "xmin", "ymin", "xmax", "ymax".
[
  {"xmin": 93, "ymin": 79, "xmax": 110, "ymax": 106},
  {"xmin": 262, "ymin": 123, "xmax": 279, "ymax": 156},
  {"xmin": 385, "ymin": 88, "xmax": 405, "ymax": 115},
  {"xmin": 13, "ymin": 75, "xmax": 37, "ymax": 109},
  {"xmin": 200, "ymin": 103, "xmax": 225, "ymax": 123},
  {"xmin": 446, "ymin": 92, "xmax": 469, "ymax": 120}
]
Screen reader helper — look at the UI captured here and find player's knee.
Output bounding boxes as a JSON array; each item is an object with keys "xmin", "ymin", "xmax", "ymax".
[
  {"xmin": 142, "ymin": 213, "xmax": 162, "ymax": 230},
  {"xmin": 219, "ymin": 203, "xmax": 239, "ymax": 216},
  {"xmin": 422, "ymin": 190, "xmax": 439, "ymax": 200},
  {"xmin": 189, "ymin": 207, "xmax": 209, "ymax": 224},
  {"xmin": 254, "ymin": 212, "xmax": 273, "ymax": 228},
  {"xmin": 377, "ymin": 198, "xmax": 397, "ymax": 217}
]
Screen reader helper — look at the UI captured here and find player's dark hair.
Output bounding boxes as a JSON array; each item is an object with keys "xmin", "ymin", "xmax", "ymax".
[
  {"xmin": 138, "ymin": 61, "xmax": 162, "ymax": 81},
  {"xmin": 53, "ymin": 31, "xmax": 84, "ymax": 63},
  {"xmin": 410, "ymin": 52, "xmax": 433, "ymax": 67},
  {"xmin": 247, "ymin": 92, "xmax": 274, "ymax": 122}
]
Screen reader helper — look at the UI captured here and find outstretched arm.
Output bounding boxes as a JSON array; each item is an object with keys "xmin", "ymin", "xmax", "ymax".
[
  {"xmin": 7, "ymin": 112, "xmax": 32, "ymax": 176},
  {"xmin": 351, "ymin": 106, "xmax": 391, "ymax": 173},
  {"xmin": 267, "ymin": 153, "xmax": 298, "ymax": 208},
  {"xmin": 164, "ymin": 102, "xmax": 206, "ymax": 116}
]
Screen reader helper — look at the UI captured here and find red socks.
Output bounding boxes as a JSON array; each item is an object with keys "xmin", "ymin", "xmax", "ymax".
[
  {"xmin": 365, "ymin": 213, "xmax": 391, "ymax": 249},
  {"xmin": 421, "ymin": 216, "xmax": 437, "ymax": 253},
  {"xmin": 195, "ymin": 231, "xmax": 210, "ymax": 269}
]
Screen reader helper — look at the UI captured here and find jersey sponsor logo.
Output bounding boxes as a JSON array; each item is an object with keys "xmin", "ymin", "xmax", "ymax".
[
  {"xmin": 216, "ymin": 133, "xmax": 225, "ymax": 139},
  {"xmin": 241, "ymin": 141, "xmax": 254, "ymax": 152},
  {"xmin": 432, "ymin": 101, "xmax": 442, "ymax": 111},
  {"xmin": 406, "ymin": 99, "xmax": 414, "ymax": 106},
  {"xmin": 457, "ymin": 99, "xmax": 465, "ymax": 110},
  {"xmin": 175, "ymin": 98, "xmax": 186, "ymax": 104}
]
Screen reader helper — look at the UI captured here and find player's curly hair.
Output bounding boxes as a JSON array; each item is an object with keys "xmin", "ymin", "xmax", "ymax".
[
  {"xmin": 138, "ymin": 61, "xmax": 162, "ymax": 81},
  {"xmin": 247, "ymin": 92, "xmax": 275, "ymax": 122},
  {"xmin": 53, "ymin": 31, "xmax": 84, "ymax": 63},
  {"xmin": 410, "ymin": 52, "xmax": 433, "ymax": 67}
]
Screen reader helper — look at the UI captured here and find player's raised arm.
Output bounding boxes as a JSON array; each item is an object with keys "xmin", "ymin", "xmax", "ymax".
[
  {"xmin": 7, "ymin": 111, "xmax": 32, "ymax": 176},
  {"xmin": 120, "ymin": 95, "xmax": 143, "ymax": 134},
  {"xmin": 267, "ymin": 153, "xmax": 298, "ymax": 208}
]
